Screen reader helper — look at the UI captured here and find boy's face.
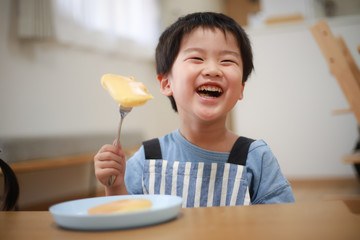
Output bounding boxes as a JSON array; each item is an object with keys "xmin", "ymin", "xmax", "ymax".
[{"xmin": 158, "ymin": 27, "xmax": 244, "ymax": 123}]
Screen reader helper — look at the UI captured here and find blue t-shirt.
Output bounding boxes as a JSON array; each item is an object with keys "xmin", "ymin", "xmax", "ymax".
[{"xmin": 125, "ymin": 129, "xmax": 295, "ymax": 205}]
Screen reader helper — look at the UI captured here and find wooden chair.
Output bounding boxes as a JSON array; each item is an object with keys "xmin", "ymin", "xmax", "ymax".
[
  {"xmin": 0, "ymin": 158, "xmax": 19, "ymax": 210},
  {"xmin": 310, "ymin": 20, "xmax": 360, "ymax": 174}
]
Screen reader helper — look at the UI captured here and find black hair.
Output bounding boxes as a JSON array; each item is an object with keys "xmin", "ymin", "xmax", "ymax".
[
  {"xmin": 155, "ymin": 12, "xmax": 254, "ymax": 112},
  {"xmin": 0, "ymin": 158, "xmax": 19, "ymax": 211}
]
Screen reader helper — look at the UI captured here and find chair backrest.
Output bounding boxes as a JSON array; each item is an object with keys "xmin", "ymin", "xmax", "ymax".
[
  {"xmin": 310, "ymin": 20, "xmax": 360, "ymax": 126},
  {"xmin": 0, "ymin": 158, "xmax": 19, "ymax": 211}
]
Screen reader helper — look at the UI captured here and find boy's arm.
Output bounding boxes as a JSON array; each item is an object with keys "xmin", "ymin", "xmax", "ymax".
[{"xmin": 246, "ymin": 140, "xmax": 295, "ymax": 204}]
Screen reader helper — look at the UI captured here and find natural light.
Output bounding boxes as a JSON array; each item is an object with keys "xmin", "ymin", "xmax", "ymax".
[
  {"xmin": 15, "ymin": 0, "xmax": 160, "ymax": 58},
  {"xmin": 54, "ymin": 0, "xmax": 160, "ymax": 46}
]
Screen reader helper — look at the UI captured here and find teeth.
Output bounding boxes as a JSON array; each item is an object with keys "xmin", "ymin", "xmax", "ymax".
[
  {"xmin": 197, "ymin": 85, "xmax": 223, "ymax": 98},
  {"xmin": 197, "ymin": 85, "xmax": 223, "ymax": 93}
]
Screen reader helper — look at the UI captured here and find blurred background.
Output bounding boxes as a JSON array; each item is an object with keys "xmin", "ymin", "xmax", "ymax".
[{"xmin": 1, "ymin": 0, "xmax": 359, "ymax": 209}]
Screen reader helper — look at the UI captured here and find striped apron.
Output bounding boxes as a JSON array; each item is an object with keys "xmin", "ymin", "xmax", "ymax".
[{"xmin": 141, "ymin": 137, "xmax": 254, "ymax": 208}]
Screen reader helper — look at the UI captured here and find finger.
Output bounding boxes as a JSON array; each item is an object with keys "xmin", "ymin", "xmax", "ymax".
[
  {"xmin": 94, "ymin": 157, "xmax": 124, "ymax": 173},
  {"xmin": 98, "ymin": 144, "xmax": 121, "ymax": 154},
  {"xmin": 95, "ymin": 151, "xmax": 125, "ymax": 164},
  {"xmin": 95, "ymin": 154, "xmax": 126, "ymax": 176},
  {"xmin": 96, "ymin": 145, "xmax": 126, "ymax": 161},
  {"xmin": 95, "ymin": 158, "xmax": 124, "ymax": 172},
  {"xmin": 113, "ymin": 140, "xmax": 123, "ymax": 150},
  {"xmin": 95, "ymin": 168, "xmax": 121, "ymax": 185}
]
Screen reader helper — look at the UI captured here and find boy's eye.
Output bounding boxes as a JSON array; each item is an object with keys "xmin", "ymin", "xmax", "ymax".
[
  {"xmin": 221, "ymin": 59, "xmax": 238, "ymax": 65},
  {"xmin": 191, "ymin": 57, "xmax": 203, "ymax": 61},
  {"xmin": 222, "ymin": 59, "xmax": 235, "ymax": 63}
]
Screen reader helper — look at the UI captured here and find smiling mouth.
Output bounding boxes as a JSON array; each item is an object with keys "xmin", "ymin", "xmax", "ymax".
[{"xmin": 197, "ymin": 85, "xmax": 223, "ymax": 98}]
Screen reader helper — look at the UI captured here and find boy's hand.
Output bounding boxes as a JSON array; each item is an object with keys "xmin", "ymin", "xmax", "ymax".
[{"xmin": 94, "ymin": 143, "xmax": 127, "ymax": 195}]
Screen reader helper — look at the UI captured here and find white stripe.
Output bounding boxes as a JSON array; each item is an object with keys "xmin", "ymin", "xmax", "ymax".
[
  {"xmin": 142, "ymin": 175, "xmax": 147, "ymax": 194},
  {"xmin": 193, "ymin": 162, "xmax": 204, "ymax": 208},
  {"xmin": 159, "ymin": 160, "xmax": 168, "ymax": 195},
  {"xmin": 148, "ymin": 160, "xmax": 156, "ymax": 194},
  {"xmin": 243, "ymin": 187, "xmax": 251, "ymax": 205},
  {"xmin": 220, "ymin": 163, "xmax": 230, "ymax": 206},
  {"xmin": 181, "ymin": 162, "xmax": 192, "ymax": 208},
  {"xmin": 207, "ymin": 163, "xmax": 217, "ymax": 207},
  {"xmin": 171, "ymin": 161, "xmax": 179, "ymax": 196},
  {"xmin": 230, "ymin": 165, "xmax": 243, "ymax": 206}
]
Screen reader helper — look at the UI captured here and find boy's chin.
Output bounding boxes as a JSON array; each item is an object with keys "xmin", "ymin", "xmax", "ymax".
[{"xmin": 195, "ymin": 107, "xmax": 227, "ymax": 122}]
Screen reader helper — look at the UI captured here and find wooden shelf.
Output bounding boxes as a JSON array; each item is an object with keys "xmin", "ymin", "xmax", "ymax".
[
  {"xmin": 8, "ymin": 153, "xmax": 96, "ymax": 173},
  {"xmin": 1, "ymin": 146, "xmax": 140, "ymax": 174},
  {"xmin": 343, "ymin": 151, "xmax": 360, "ymax": 164}
]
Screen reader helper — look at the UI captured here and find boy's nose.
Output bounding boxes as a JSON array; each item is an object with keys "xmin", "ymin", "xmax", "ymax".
[{"xmin": 202, "ymin": 62, "xmax": 223, "ymax": 78}]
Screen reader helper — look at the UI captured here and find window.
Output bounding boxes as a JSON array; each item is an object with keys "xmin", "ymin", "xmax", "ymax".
[{"xmin": 18, "ymin": 0, "xmax": 161, "ymax": 59}]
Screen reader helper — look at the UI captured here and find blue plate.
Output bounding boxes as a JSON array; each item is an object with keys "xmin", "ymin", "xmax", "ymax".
[{"xmin": 49, "ymin": 194, "xmax": 182, "ymax": 230}]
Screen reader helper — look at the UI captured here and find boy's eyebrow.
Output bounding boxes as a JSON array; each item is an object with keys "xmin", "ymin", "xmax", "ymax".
[
  {"xmin": 183, "ymin": 47, "xmax": 240, "ymax": 58},
  {"xmin": 182, "ymin": 47, "xmax": 205, "ymax": 54},
  {"xmin": 221, "ymin": 50, "xmax": 241, "ymax": 58}
]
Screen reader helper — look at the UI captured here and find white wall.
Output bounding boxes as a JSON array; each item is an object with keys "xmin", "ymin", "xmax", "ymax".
[
  {"xmin": 158, "ymin": 0, "xmax": 224, "ymax": 28},
  {"xmin": 234, "ymin": 17, "xmax": 360, "ymax": 178},
  {"xmin": 0, "ymin": 0, "xmax": 179, "ymax": 141},
  {"xmin": 1, "ymin": 0, "xmax": 359, "ymax": 182}
]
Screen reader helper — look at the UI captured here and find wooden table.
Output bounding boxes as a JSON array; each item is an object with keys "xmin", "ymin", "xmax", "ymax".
[{"xmin": 1, "ymin": 200, "xmax": 359, "ymax": 240}]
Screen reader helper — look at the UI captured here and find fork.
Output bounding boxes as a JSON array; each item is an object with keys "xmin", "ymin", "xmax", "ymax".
[{"xmin": 107, "ymin": 105, "xmax": 133, "ymax": 186}]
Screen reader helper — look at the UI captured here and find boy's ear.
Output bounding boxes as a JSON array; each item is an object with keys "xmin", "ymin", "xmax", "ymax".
[
  {"xmin": 158, "ymin": 74, "xmax": 173, "ymax": 96},
  {"xmin": 238, "ymin": 82, "xmax": 245, "ymax": 100}
]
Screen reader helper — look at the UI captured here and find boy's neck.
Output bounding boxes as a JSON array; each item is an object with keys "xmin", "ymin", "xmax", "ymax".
[{"xmin": 179, "ymin": 120, "xmax": 239, "ymax": 153}]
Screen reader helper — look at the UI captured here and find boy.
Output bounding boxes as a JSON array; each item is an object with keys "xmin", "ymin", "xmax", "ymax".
[{"xmin": 94, "ymin": 12, "xmax": 295, "ymax": 207}]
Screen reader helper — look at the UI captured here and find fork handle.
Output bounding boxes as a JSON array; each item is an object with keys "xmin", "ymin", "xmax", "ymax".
[
  {"xmin": 116, "ymin": 117, "xmax": 124, "ymax": 148},
  {"xmin": 108, "ymin": 117, "xmax": 125, "ymax": 186}
]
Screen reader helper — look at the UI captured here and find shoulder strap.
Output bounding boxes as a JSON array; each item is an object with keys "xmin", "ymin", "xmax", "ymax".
[
  {"xmin": 143, "ymin": 136, "xmax": 254, "ymax": 164},
  {"xmin": 227, "ymin": 137, "xmax": 255, "ymax": 166},
  {"xmin": 143, "ymin": 138, "xmax": 162, "ymax": 160}
]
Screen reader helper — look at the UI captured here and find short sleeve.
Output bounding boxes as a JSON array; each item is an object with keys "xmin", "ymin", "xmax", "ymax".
[{"xmin": 246, "ymin": 140, "xmax": 295, "ymax": 204}]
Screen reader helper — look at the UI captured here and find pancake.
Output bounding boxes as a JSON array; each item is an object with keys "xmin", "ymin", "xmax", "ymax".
[
  {"xmin": 88, "ymin": 198, "xmax": 153, "ymax": 215},
  {"xmin": 101, "ymin": 74, "xmax": 153, "ymax": 107}
]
